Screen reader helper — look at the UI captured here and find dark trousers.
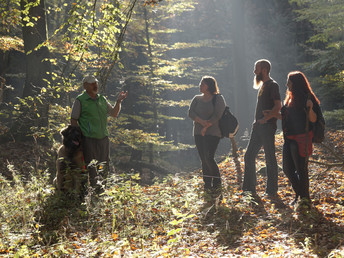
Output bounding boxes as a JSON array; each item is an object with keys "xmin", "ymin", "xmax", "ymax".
[
  {"xmin": 83, "ymin": 136, "xmax": 110, "ymax": 190},
  {"xmin": 283, "ymin": 138, "xmax": 310, "ymax": 199},
  {"xmin": 194, "ymin": 135, "xmax": 221, "ymax": 191},
  {"xmin": 243, "ymin": 123, "xmax": 278, "ymax": 194}
]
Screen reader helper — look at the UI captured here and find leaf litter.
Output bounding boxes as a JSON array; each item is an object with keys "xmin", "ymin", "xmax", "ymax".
[{"xmin": 0, "ymin": 130, "xmax": 343, "ymax": 257}]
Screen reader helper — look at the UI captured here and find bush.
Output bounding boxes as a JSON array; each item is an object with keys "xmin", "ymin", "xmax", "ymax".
[{"xmin": 323, "ymin": 109, "xmax": 344, "ymax": 130}]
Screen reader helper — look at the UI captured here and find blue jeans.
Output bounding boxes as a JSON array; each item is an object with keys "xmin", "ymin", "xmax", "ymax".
[
  {"xmin": 242, "ymin": 123, "xmax": 278, "ymax": 194},
  {"xmin": 194, "ymin": 135, "xmax": 221, "ymax": 191},
  {"xmin": 283, "ymin": 138, "xmax": 310, "ymax": 199}
]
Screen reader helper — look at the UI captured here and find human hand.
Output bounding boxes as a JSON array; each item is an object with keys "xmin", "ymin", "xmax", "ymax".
[
  {"xmin": 198, "ymin": 119, "xmax": 211, "ymax": 128},
  {"xmin": 306, "ymin": 99, "xmax": 313, "ymax": 110},
  {"xmin": 258, "ymin": 110, "xmax": 269, "ymax": 124},
  {"xmin": 201, "ymin": 127, "xmax": 207, "ymax": 136},
  {"xmin": 262, "ymin": 110, "xmax": 271, "ymax": 117},
  {"xmin": 117, "ymin": 91, "xmax": 128, "ymax": 103},
  {"xmin": 201, "ymin": 121, "xmax": 212, "ymax": 136},
  {"xmin": 257, "ymin": 118, "xmax": 267, "ymax": 124}
]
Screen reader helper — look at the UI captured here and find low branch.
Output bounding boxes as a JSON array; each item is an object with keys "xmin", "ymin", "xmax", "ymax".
[
  {"xmin": 309, "ymin": 159, "xmax": 344, "ymax": 168},
  {"xmin": 310, "ymin": 142, "xmax": 344, "ymax": 179},
  {"xmin": 318, "ymin": 142, "xmax": 344, "ymax": 163}
]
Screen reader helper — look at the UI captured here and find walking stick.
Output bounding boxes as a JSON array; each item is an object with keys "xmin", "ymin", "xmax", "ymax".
[
  {"xmin": 230, "ymin": 135, "xmax": 242, "ymax": 185},
  {"xmin": 303, "ymin": 98, "xmax": 312, "ymax": 205},
  {"xmin": 305, "ymin": 95, "xmax": 311, "ymax": 168},
  {"xmin": 305, "ymin": 109, "xmax": 310, "ymax": 159}
]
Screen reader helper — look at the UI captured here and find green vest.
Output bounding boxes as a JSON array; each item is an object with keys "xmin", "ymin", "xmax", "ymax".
[{"xmin": 77, "ymin": 91, "xmax": 108, "ymax": 139}]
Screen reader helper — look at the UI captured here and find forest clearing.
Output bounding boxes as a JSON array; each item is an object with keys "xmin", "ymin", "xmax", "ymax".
[
  {"xmin": 1, "ymin": 0, "xmax": 344, "ymax": 256},
  {"xmin": 0, "ymin": 130, "xmax": 343, "ymax": 257}
]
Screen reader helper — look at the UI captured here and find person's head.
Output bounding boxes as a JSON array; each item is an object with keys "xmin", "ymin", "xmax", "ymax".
[
  {"xmin": 200, "ymin": 76, "xmax": 219, "ymax": 95},
  {"xmin": 284, "ymin": 71, "xmax": 320, "ymax": 107},
  {"xmin": 253, "ymin": 59, "xmax": 271, "ymax": 89},
  {"xmin": 83, "ymin": 75, "xmax": 98, "ymax": 98}
]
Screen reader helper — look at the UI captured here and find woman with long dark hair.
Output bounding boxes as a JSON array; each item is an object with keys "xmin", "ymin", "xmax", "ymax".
[
  {"xmin": 188, "ymin": 76, "xmax": 226, "ymax": 202},
  {"xmin": 281, "ymin": 71, "xmax": 320, "ymax": 206}
]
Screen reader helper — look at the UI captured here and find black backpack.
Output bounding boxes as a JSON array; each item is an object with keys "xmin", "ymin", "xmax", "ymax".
[
  {"xmin": 212, "ymin": 94, "xmax": 239, "ymax": 138},
  {"xmin": 312, "ymin": 103, "xmax": 325, "ymax": 143}
]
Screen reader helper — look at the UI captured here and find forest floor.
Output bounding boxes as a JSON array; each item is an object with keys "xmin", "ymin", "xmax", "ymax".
[{"xmin": 0, "ymin": 130, "xmax": 343, "ymax": 257}]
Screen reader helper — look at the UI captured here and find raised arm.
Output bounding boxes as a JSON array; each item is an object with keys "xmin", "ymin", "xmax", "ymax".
[
  {"xmin": 307, "ymin": 99, "xmax": 317, "ymax": 123},
  {"xmin": 109, "ymin": 91, "xmax": 128, "ymax": 118}
]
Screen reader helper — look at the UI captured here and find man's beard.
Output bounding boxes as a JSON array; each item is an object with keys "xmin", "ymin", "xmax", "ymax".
[{"xmin": 253, "ymin": 73, "xmax": 263, "ymax": 89}]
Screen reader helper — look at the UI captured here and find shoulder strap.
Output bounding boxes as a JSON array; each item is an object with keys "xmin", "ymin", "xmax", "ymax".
[{"xmin": 212, "ymin": 94, "xmax": 220, "ymax": 106}]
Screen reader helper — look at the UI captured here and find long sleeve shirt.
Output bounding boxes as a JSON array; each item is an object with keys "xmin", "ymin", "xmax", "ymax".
[{"xmin": 188, "ymin": 94, "xmax": 226, "ymax": 137}]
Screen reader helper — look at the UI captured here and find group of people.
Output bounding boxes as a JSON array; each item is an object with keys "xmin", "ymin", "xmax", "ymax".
[
  {"xmin": 188, "ymin": 59, "xmax": 321, "ymax": 207},
  {"xmin": 69, "ymin": 59, "xmax": 320, "ymax": 206}
]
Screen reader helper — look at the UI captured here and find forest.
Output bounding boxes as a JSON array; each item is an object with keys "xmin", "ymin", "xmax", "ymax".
[{"xmin": 0, "ymin": 0, "xmax": 344, "ymax": 256}]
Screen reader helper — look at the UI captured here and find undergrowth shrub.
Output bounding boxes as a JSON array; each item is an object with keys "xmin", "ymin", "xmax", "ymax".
[
  {"xmin": 81, "ymin": 173, "xmax": 201, "ymax": 256},
  {"xmin": 324, "ymin": 109, "xmax": 344, "ymax": 129},
  {"xmin": 0, "ymin": 164, "xmax": 52, "ymax": 254},
  {"xmin": 0, "ymin": 163, "xmax": 253, "ymax": 257}
]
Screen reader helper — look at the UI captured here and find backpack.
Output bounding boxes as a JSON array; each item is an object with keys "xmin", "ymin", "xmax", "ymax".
[
  {"xmin": 212, "ymin": 94, "xmax": 239, "ymax": 138},
  {"xmin": 312, "ymin": 104, "xmax": 325, "ymax": 143}
]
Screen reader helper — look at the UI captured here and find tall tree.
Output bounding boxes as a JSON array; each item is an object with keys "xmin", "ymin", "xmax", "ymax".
[
  {"xmin": 21, "ymin": 0, "xmax": 51, "ymax": 97},
  {"xmin": 290, "ymin": 0, "xmax": 344, "ymax": 112},
  {"xmin": 15, "ymin": 0, "xmax": 51, "ymax": 138},
  {"xmin": 230, "ymin": 0, "xmax": 250, "ymax": 131}
]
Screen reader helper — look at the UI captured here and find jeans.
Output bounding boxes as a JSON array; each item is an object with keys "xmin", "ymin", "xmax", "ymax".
[
  {"xmin": 194, "ymin": 135, "xmax": 221, "ymax": 191},
  {"xmin": 283, "ymin": 138, "xmax": 310, "ymax": 199},
  {"xmin": 243, "ymin": 123, "xmax": 278, "ymax": 194}
]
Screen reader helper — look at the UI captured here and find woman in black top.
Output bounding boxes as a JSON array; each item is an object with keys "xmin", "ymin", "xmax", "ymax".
[{"xmin": 281, "ymin": 71, "xmax": 320, "ymax": 206}]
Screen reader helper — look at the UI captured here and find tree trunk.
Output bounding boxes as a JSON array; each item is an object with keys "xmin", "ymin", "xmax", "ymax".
[
  {"xmin": 231, "ymin": 0, "xmax": 250, "ymax": 132},
  {"xmin": 144, "ymin": 6, "xmax": 157, "ymax": 164},
  {"xmin": 20, "ymin": 0, "xmax": 51, "ymax": 130}
]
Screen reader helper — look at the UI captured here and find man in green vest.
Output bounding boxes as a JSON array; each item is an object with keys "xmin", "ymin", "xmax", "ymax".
[{"xmin": 71, "ymin": 75, "xmax": 128, "ymax": 193}]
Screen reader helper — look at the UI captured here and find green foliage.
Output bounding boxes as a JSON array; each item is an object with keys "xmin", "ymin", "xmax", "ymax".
[
  {"xmin": 290, "ymin": 0, "xmax": 344, "ymax": 45},
  {"xmin": 8, "ymin": 81, "xmax": 65, "ymax": 142},
  {"xmin": 323, "ymin": 109, "xmax": 344, "ymax": 129},
  {"xmin": 1, "ymin": 131, "xmax": 344, "ymax": 256},
  {"xmin": 21, "ymin": 0, "xmax": 41, "ymax": 28},
  {"xmin": 315, "ymin": 71, "xmax": 344, "ymax": 110},
  {"xmin": 0, "ymin": 160, "xmax": 201, "ymax": 256},
  {"xmin": 0, "ymin": 36, "xmax": 24, "ymax": 51},
  {"xmin": 289, "ymin": 0, "xmax": 344, "ymax": 115},
  {"xmin": 0, "ymin": 165, "xmax": 52, "ymax": 254},
  {"xmin": 109, "ymin": 125, "xmax": 191, "ymax": 152},
  {"xmin": 0, "ymin": 0, "xmax": 21, "ymax": 35}
]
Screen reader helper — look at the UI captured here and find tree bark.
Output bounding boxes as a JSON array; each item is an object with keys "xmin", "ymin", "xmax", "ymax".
[
  {"xmin": 231, "ymin": 0, "xmax": 250, "ymax": 132},
  {"xmin": 20, "ymin": 0, "xmax": 51, "ymax": 129},
  {"xmin": 144, "ymin": 6, "xmax": 157, "ymax": 163}
]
